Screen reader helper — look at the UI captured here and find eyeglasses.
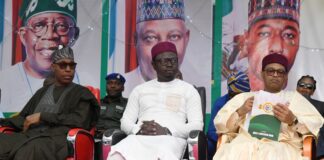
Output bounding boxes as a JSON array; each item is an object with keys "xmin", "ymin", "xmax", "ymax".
[
  {"xmin": 54, "ymin": 62, "xmax": 77, "ymax": 70},
  {"xmin": 264, "ymin": 68, "xmax": 287, "ymax": 77},
  {"xmin": 155, "ymin": 57, "xmax": 178, "ymax": 66},
  {"xmin": 26, "ymin": 21, "xmax": 75, "ymax": 37},
  {"xmin": 297, "ymin": 82, "xmax": 314, "ymax": 90}
]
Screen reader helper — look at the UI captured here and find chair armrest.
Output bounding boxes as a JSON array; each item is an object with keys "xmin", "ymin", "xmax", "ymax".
[
  {"xmin": 85, "ymin": 86, "xmax": 100, "ymax": 103},
  {"xmin": 187, "ymin": 130, "xmax": 207, "ymax": 160},
  {"xmin": 0, "ymin": 126, "xmax": 16, "ymax": 133},
  {"xmin": 101, "ymin": 129, "xmax": 127, "ymax": 160},
  {"xmin": 102, "ymin": 129, "xmax": 127, "ymax": 146},
  {"xmin": 67, "ymin": 128, "xmax": 94, "ymax": 160},
  {"xmin": 302, "ymin": 134, "xmax": 316, "ymax": 160}
]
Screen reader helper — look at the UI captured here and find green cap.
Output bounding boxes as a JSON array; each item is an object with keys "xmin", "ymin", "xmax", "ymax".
[{"xmin": 19, "ymin": 0, "xmax": 77, "ymax": 24}]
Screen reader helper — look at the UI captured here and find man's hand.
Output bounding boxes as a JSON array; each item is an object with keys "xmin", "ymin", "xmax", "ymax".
[
  {"xmin": 236, "ymin": 97, "xmax": 254, "ymax": 117},
  {"xmin": 23, "ymin": 113, "xmax": 41, "ymax": 132},
  {"xmin": 273, "ymin": 103, "xmax": 296, "ymax": 125},
  {"xmin": 138, "ymin": 120, "xmax": 169, "ymax": 136}
]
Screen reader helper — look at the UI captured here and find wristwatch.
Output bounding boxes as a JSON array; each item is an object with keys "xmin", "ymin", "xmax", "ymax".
[{"xmin": 288, "ymin": 117, "xmax": 298, "ymax": 126}]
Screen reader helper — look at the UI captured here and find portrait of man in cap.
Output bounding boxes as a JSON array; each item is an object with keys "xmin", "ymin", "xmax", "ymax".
[
  {"xmin": 221, "ymin": 0, "xmax": 301, "ymax": 93},
  {"xmin": 0, "ymin": 0, "xmax": 97, "ymax": 113},
  {"xmin": 121, "ymin": 0, "xmax": 212, "ymax": 98},
  {"xmin": 123, "ymin": 0, "xmax": 189, "ymax": 95}
]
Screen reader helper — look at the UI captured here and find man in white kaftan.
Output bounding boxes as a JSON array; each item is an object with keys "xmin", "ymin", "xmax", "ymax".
[
  {"xmin": 213, "ymin": 53, "xmax": 324, "ymax": 160},
  {"xmin": 108, "ymin": 42, "xmax": 203, "ymax": 160}
]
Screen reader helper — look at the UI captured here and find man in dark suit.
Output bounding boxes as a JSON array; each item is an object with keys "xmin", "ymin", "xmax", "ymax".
[
  {"xmin": 0, "ymin": 46, "xmax": 99, "ymax": 160},
  {"xmin": 296, "ymin": 75, "xmax": 324, "ymax": 117}
]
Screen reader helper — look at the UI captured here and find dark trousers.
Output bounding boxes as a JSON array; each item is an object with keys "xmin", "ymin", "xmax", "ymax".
[
  {"xmin": 0, "ymin": 132, "xmax": 67, "ymax": 160},
  {"xmin": 0, "ymin": 133, "xmax": 27, "ymax": 159},
  {"xmin": 317, "ymin": 126, "xmax": 324, "ymax": 159},
  {"xmin": 94, "ymin": 140, "xmax": 103, "ymax": 160}
]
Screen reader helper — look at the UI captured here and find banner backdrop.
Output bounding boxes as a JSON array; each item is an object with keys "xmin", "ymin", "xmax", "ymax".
[
  {"xmin": 221, "ymin": 0, "xmax": 324, "ymax": 101},
  {"xmin": 0, "ymin": 0, "xmax": 323, "ymax": 117},
  {"xmin": 0, "ymin": 0, "xmax": 101, "ymax": 114}
]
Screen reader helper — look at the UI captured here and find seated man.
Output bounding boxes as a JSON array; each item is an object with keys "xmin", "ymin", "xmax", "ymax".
[
  {"xmin": 108, "ymin": 42, "xmax": 203, "ymax": 160},
  {"xmin": 207, "ymin": 71, "xmax": 250, "ymax": 160},
  {"xmin": 213, "ymin": 54, "xmax": 323, "ymax": 160},
  {"xmin": 95, "ymin": 73, "xmax": 128, "ymax": 138},
  {"xmin": 0, "ymin": 46, "xmax": 99, "ymax": 160},
  {"xmin": 296, "ymin": 75, "xmax": 324, "ymax": 117}
]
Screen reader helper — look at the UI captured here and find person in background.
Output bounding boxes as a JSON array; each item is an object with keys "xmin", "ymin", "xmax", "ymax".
[
  {"xmin": 0, "ymin": 46, "xmax": 99, "ymax": 159},
  {"xmin": 108, "ymin": 42, "xmax": 203, "ymax": 160},
  {"xmin": 95, "ymin": 73, "xmax": 127, "ymax": 160},
  {"xmin": 124, "ymin": 0, "xmax": 190, "ymax": 96},
  {"xmin": 213, "ymin": 53, "xmax": 323, "ymax": 160},
  {"xmin": 207, "ymin": 71, "xmax": 250, "ymax": 160},
  {"xmin": 95, "ymin": 73, "xmax": 128, "ymax": 138},
  {"xmin": 296, "ymin": 75, "xmax": 324, "ymax": 117}
]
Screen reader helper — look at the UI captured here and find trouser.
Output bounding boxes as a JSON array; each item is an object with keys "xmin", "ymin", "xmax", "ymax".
[
  {"xmin": 0, "ymin": 132, "xmax": 67, "ymax": 160},
  {"xmin": 94, "ymin": 140, "xmax": 103, "ymax": 160},
  {"xmin": 0, "ymin": 132, "xmax": 27, "ymax": 160}
]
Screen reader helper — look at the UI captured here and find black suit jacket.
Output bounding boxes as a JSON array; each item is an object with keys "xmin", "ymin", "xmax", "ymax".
[{"xmin": 308, "ymin": 98, "xmax": 324, "ymax": 117}]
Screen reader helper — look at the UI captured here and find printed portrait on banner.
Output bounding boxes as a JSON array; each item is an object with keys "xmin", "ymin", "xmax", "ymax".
[
  {"xmin": 0, "ymin": 0, "xmax": 101, "ymax": 114},
  {"xmin": 221, "ymin": 0, "xmax": 324, "ymax": 101},
  {"xmin": 108, "ymin": 0, "xmax": 213, "ymax": 110}
]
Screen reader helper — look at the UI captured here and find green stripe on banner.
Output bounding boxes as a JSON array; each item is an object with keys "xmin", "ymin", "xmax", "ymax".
[
  {"xmin": 222, "ymin": 0, "xmax": 233, "ymax": 17},
  {"xmin": 205, "ymin": 113, "xmax": 211, "ymax": 132},
  {"xmin": 212, "ymin": 0, "xmax": 222, "ymax": 104},
  {"xmin": 100, "ymin": 0, "xmax": 110, "ymax": 97},
  {"xmin": 3, "ymin": 112, "xmax": 18, "ymax": 118},
  {"xmin": 208, "ymin": 0, "xmax": 222, "ymax": 133}
]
